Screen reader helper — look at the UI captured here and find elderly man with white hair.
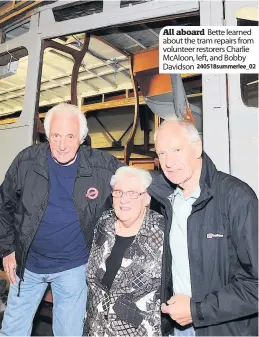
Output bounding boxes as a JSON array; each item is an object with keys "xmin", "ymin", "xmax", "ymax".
[
  {"xmin": 84, "ymin": 166, "xmax": 165, "ymax": 337},
  {"xmin": 0, "ymin": 103, "xmax": 122, "ymax": 336},
  {"xmin": 148, "ymin": 120, "xmax": 258, "ymax": 336}
]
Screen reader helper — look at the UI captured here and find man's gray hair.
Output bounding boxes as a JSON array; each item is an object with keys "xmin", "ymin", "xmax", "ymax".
[
  {"xmin": 110, "ymin": 166, "xmax": 152, "ymax": 191},
  {"xmin": 44, "ymin": 103, "xmax": 88, "ymax": 142},
  {"xmin": 154, "ymin": 119, "xmax": 200, "ymax": 143}
]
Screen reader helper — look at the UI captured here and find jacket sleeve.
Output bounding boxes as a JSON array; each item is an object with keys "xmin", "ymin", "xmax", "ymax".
[
  {"xmin": 191, "ymin": 193, "xmax": 258, "ymax": 327},
  {"xmin": 0, "ymin": 154, "xmax": 22, "ymax": 258}
]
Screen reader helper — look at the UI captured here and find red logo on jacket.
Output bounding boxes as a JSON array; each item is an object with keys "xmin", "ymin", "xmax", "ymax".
[{"xmin": 86, "ymin": 187, "xmax": 99, "ymax": 199}]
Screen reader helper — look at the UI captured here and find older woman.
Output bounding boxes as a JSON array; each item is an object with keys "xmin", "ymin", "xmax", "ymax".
[{"xmin": 84, "ymin": 166, "xmax": 164, "ymax": 336}]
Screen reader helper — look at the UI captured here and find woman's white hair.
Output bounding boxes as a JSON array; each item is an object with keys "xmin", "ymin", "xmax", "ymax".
[
  {"xmin": 44, "ymin": 103, "xmax": 88, "ymax": 142},
  {"xmin": 154, "ymin": 119, "xmax": 200, "ymax": 143},
  {"xmin": 110, "ymin": 166, "xmax": 152, "ymax": 191}
]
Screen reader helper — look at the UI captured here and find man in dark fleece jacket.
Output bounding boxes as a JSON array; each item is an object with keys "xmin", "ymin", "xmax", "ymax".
[
  {"xmin": 148, "ymin": 120, "xmax": 258, "ymax": 336},
  {"xmin": 0, "ymin": 103, "xmax": 122, "ymax": 336}
]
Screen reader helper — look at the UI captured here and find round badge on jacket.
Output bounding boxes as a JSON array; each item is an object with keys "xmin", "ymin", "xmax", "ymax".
[{"xmin": 86, "ymin": 187, "xmax": 99, "ymax": 199}]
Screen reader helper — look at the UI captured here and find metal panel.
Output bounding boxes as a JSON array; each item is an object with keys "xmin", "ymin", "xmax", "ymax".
[
  {"xmin": 38, "ymin": 1, "xmax": 199, "ymax": 39},
  {"xmin": 225, "ymin": 0, "xmax": 258, "ymax": 195},
  {"xmin": 0, "ymin": 13, "xmax": 42, "ymax": 127},
  {"xmin": 200, "ymin": 1, "xmax": 230, "ymax": 174},
  {"xmin": 0, "ymin": 13, "xmax": 42, "ymax": 182},
  {"xmin": 0, "ymin": 126, "xmax": 32, "ymax": 184}
]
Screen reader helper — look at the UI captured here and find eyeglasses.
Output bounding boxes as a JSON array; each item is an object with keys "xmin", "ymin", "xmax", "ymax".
[{"xmin": 112, "ymin": 190, "xmax": 146, "ymax": 199}]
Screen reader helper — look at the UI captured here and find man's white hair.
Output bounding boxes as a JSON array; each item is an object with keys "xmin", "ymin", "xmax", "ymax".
[
  {"xmin": 154, "ymin": 119, "xmax": 200, "ymax": 143},
  {"xmin": 110, "ymin": 166, "xmax": 152, "ymax": 191},
  {"xmin": 44, "ymin": 103, "xmax": 88, "ymax": 142}
]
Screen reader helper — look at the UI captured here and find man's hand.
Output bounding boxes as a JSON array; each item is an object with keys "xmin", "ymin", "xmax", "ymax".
[
  {"xmin": 161, "ymin": 294, "xmax": 192, "ymax": 326},
  {"xmin": 3, "ymin": 252, "xmax": 17, "ymax": 284}
]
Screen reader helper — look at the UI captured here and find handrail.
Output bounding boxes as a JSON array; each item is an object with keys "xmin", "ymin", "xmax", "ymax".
[{"xmin": 123, "ymin": 56, "xmax": 139, "ymax": 164}]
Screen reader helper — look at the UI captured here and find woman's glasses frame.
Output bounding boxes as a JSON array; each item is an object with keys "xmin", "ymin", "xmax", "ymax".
[{"xmin": 112, "ymin": 190, "xmax": 146, "ymax": 199}]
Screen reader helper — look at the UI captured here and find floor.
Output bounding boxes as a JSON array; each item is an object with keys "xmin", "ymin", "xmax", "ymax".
[{"xmin": 32, "ymin": 302, "xmax": 53, "ymax": 336}]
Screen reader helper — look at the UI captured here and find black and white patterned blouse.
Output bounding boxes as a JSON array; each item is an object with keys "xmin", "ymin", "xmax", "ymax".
[{"xmin": 84, "ymin": 208, "xmax": 165, "ymax": 336}]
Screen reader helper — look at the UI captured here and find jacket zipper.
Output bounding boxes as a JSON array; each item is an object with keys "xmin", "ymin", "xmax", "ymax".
[
  {"xmin": 72, "ymin": 170, "xmax": 90, "ymax": 250},
  {"xmin": 18, "ymin": 181, "xmax": 50, "ymax": 295}
]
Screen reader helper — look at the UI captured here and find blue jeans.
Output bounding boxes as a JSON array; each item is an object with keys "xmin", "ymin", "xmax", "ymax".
[
  {"xmin": 173, "ymin": 325, "xmax": 195, "ymax": 336},
  {"xmin": 0, "ymin": 264, "xmax": 87, "ymax": 336}
]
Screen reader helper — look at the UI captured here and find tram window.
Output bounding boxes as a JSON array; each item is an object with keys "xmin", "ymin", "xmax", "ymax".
[
  {"xmin": 240, "ymin": 73, "xmax": 258, "ymax": 108},
  {"xmin": 35, "ymin": 46, "xmax": 75, "ymax": 142},
  {"xmin": 39, "ymin": 47, "xmax": 74, "ymax": 108},
  {"xmin": 120, "ymin": 0, "xmax": 153, "ymax": 8},
  {"xmin": 0, "ymin": 47, "xmax": 28, "ymax": 125},
  {"xmin": 4, "ymin": 21, "xmax": 30, "ymax": 42},
  {"xmin": 237, "ymin": 12, "xmax": 258, "ymax": 108},
  {"xmin": 53, "ymin": 1, "xmax": 103, "ymax": 22}
]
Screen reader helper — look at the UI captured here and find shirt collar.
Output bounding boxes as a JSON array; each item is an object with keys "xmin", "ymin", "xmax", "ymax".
[{"xmin": 170, "ymin": 185, "xmax": 201, "ymax": 201}]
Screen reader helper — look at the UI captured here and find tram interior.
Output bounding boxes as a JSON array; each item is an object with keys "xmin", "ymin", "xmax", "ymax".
[
  {"xmin": 0, "ymin": 10, "xmax": 203, "ymax": 333},
  {"xmin": 1, "ymin": 2, "xmax": 259, "ymax": 335},
  {"xmin": 0, "ymin": 10, "xmax": 203, "ymax": 171},
  {"xmin": 0, "ymin": 3, "xmax": 205, "ymax": 334}
]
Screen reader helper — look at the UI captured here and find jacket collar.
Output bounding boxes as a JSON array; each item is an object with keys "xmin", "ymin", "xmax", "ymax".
[
  {"xmin": 192, "ymin": 152, "xmax": 216, "ymax": 208},
  {"xmin": 77, "ymin": 145, "xmax": 92, "ymax": 177},
  {"xmin": 198, "ymin": 152, "xmax": 217, "ymax": 190},
  {"xmin": 32, "ymin": 143, "xmax": 49, "ymax": 179},
  {"xmin": 32, "ymin": 143, "xmax": 92, "ymax": 179}
]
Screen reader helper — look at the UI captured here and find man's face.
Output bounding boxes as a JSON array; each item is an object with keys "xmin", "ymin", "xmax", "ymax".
[
  {"xmin": 155, "ymin": 124, "xmax": 201, "ymax": 185},
  {"xmin": 49, "ymin": 112, "xmax": 81, "ymax": 165}
]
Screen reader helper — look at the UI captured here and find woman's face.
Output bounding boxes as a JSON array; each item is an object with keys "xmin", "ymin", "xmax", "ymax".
[{"xmin": 112, "ymin": 175, "xmax": 151, "ymax": 227}]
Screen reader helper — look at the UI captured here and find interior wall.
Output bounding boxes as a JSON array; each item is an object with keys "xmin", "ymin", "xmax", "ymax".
[{"xmin": 87, "ymin": 106, "xmax": 154, "ymax": 148}]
